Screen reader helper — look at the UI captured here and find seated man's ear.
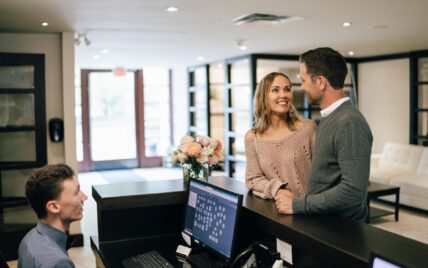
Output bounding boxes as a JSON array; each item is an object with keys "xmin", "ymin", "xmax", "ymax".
[{"xmin": 46, "ymin": 200, "xmax": 61, "ymax": 215}]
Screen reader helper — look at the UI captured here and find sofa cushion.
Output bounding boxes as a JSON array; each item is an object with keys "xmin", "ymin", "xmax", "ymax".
[
  {"xmin": 369, "ymin": 168, "xmax": 405, "ymax": 184},
  {"xmin": 390, "ymin": 175, "xmax": 428, "ymax": 199},
  {"xmin": 417, "ymin": 148, "xmax": 428, "ymax": 175},
  {"xmin": 378, "ymin": 143, "xmax": 424, "ymax": 173}
]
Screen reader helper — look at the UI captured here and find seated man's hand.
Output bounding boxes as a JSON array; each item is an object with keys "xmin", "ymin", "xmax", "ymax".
[{"xmin": 275, "ymin": 189, "xmax": 293, "ymax": 214}]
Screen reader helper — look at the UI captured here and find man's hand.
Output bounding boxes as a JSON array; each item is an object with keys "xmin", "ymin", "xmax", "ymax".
[{"xmin": 275, "ymin": 189, "xmax": 294, "ymax": 214}]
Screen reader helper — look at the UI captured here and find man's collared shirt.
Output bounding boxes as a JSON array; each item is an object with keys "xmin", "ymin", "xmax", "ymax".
[
  {"xmin": 320, "ymin": 97, "xmax": 350, "ymax": 117},
  {"xmin": 18, "ymin": 222, "xmax": 74, "ymax": 268}
]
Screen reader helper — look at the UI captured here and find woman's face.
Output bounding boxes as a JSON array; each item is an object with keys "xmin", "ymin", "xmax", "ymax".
[{"xmin": 267, "ymin": 75, "xmax": 292, "ymax": 116}]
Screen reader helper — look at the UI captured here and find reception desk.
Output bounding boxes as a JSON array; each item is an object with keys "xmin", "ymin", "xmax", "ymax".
[{"xmin": 91, "ymin": 177, "xmax": 428, "ymax": 267}]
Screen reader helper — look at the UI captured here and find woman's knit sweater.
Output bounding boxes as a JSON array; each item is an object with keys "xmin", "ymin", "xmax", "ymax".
[{"xmin": 245, "ymin": 120, "xmax": 317, "ymax": 199}]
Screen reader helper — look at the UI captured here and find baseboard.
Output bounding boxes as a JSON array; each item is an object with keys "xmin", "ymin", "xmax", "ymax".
[{"xmin": 67, "ymin": 233, "xmax": 84, "ymax": 249}]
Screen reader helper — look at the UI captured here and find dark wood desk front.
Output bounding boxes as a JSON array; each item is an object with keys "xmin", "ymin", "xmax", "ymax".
[{"xmin": 92, "ymin": 177, "xmax": 428, "ymax": 268}]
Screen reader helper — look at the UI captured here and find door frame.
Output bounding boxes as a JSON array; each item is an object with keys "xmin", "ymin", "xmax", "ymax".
[{"xmin": 79, "ymin": 69, "xmax": 162, "ymax": 171}]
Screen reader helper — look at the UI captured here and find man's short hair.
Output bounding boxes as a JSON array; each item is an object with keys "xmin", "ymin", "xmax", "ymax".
[
  {"xmin": 300, "ymin": 47, "xmax": 348, "ymax": 89},
  {"xmin": 25, "ymin": 164, "xmax": 75, "ymax": 219}
]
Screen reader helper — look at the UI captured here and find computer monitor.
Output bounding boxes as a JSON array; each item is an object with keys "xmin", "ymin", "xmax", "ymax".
[
  {"xmin": 370, "ymin": 252, "xmax": 403, "ymax": 268},
  {"xmin": 183, "ymin": 179, "xmax": 243, "ymax": 262}
]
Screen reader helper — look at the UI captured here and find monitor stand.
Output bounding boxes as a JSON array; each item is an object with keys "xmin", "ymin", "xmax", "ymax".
[{"xmin": 187, "ymin": 249, "xmax": 229, "ymax": 268}]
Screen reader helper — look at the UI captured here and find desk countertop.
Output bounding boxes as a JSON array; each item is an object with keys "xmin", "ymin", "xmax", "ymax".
[{"xmin": 92, "ymin": 176, "xmax": 428, "ymax": 268}]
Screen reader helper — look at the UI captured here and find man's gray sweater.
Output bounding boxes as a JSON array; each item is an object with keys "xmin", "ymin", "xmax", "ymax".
[{"xmin": 293, "ymin": 101, "xmax": 373, "ymax": 221}]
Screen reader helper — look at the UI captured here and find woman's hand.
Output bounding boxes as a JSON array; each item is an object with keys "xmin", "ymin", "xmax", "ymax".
[{"xmin": 275, "ymin": 189, "xmax": 294, "ymax": 214}]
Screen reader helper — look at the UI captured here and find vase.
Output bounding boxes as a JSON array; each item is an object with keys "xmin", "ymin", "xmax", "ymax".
[{"xmin": 182, "ymin": 163, "xmax": 209, "ymax": 185}]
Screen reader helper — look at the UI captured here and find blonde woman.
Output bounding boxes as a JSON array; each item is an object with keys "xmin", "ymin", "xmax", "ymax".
[{"xmin": 245, "ymin": 72, "xmax": 317, "ymax": 205}]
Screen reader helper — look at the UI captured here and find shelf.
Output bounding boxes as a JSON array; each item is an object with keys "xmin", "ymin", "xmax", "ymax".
[
  {"xmin": 188, "ymin": 126, "xmax": 207, "ymax": 133},
  {"xmin": 369, "ymin": 207, "xmax": 395, "ymax": 219},
  {"xmin": 225, "ymin": 107, "xmax": 249, "ymax": 113},
  {"xmin": 225, "ymin": 131, "xmax": 245, "ymax": 139},
  {"xmin": 225, "ymin": 83, "xmax": 250, "ymax": 89},
  {"xmin": 0, "ymin": 197, "xmax": 28, "ymax": 208},
  {"xmin": 188, "ymin": 85, "xmax": 206, "ymax": 92},
  {"xmin": 188, "ymin": 107, "xmax": 207, "ymax": 112},
  {"xmin": 227, "ymin": 154, "xmax": 246, "ymax": 162},
  {"xmin": 0, "ymin": 161, "xmax": 41, "ymax": 170},
  {"xmin": 0, "ymin": 126, "xmax": 35, "ymax": 132},
  {"xmin": 0, "ymin": 89, "xmax": 34, "ymax": 94}
]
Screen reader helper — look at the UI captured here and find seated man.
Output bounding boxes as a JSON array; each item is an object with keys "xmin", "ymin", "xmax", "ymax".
[{"xmin": 18, "ymin": 164, "xmax": 87, "ymax": 268}]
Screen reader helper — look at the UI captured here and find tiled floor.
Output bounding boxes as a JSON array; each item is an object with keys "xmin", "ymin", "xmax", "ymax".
[{"xmin": 7, "ymin": 168, "xmax": 428, "ymax": 267}]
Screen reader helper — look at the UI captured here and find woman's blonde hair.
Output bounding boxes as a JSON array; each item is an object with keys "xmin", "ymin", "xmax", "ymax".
[{"xmin": 252, "ymin": 72, "xmax": 301, "ymax": 133}]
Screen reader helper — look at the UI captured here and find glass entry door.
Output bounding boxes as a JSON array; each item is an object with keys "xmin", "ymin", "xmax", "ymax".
[{"xmin": 80, "ymin": 70, "xmax": 138, "ymax": 170}]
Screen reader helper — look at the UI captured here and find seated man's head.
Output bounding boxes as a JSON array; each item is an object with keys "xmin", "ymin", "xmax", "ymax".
[{"xmin": 25, "ymin": 164, "xmax": 87, "ymax": 225}]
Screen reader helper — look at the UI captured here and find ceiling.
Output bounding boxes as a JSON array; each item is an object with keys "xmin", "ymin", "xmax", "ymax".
[{"xmin": 1, "ymin": 0, "xmax": 427, "ymax": 69}]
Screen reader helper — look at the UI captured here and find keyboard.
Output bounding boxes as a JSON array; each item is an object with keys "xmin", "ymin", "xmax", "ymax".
[{"xmin": 121, "ymin": 250, "xmax": 174, "ymax": 268}]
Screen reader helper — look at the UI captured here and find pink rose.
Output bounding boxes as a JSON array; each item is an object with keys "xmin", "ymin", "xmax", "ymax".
[
  {"xmin": 208, "ymin": 139, "xmax": 218, "ymax": 149},
  {"xmin": 197, "ymin": 135, "xmax": 211, "ymax": 147},
  {"xmin": 208, "ymin": 155, "xmax": 219, "ymax": 165},
  {"xmin": 214, "ymin": 141, "xmax": 222, "ymax": 156}
]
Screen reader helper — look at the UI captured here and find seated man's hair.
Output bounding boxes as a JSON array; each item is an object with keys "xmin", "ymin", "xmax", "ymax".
[{"xmin": 25, "ymin": 164, "xmax": 75, "ymax": 219}]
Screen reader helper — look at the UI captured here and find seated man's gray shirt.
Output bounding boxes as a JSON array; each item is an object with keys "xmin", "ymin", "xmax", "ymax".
[
  {"xmin": 293, "ymin": 101, "xmax": 373, "ymax": 221},
  {"xmin": 18, "ymin": 222, "xmax": 75, "ymax": 268}
]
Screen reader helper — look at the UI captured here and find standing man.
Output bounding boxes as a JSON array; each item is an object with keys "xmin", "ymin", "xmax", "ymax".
[
  {"xmin": 18, "ymin": 164, "xmax": 87, "ymax": 268},
  {"xmin": 275, "ymin": 47, "xmax": 373, "ymax": 221}
]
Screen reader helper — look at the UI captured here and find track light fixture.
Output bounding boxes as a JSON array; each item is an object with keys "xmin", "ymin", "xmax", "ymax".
[{"xmin": 75, "ymin": 33, "xmax": 91, "ymax": 46}]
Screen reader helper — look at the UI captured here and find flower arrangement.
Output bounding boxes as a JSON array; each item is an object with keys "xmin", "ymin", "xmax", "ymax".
[{"xmin": 172, "ymin": 135, "xmax": 223, "ymax": 181}]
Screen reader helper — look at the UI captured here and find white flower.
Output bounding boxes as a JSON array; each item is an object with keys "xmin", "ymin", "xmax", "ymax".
[
  {"xmin": 177, "ymin": 152, "xmax": 188, "ymax": 163},
  {"xmin": 196, "ymin": 153, "xmax": 209, "ymax": 164}
]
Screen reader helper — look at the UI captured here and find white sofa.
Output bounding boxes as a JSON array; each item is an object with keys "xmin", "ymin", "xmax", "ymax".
[{"xmin": 370, "ymin": 142, "xmax": 428, "ymax": 211}]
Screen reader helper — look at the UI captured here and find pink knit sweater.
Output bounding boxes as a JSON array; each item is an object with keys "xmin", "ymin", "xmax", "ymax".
[{"xmin": 245, "ymin": 120, "xmax": 317, "ymax": 199}]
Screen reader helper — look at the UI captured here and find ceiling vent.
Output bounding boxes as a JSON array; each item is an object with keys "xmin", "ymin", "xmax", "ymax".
[{"xmin": 233, "ymin": 13, "xmax": 299, "ymax": 26}]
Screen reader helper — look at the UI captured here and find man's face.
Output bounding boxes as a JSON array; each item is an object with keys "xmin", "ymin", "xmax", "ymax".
[
  {"xmin": 299, "ymin": 63, "xmax": 323, "ymax": 105},
  {"xmin": 56, "ymin": 177, "xmax": 87, "ymax": 223}
]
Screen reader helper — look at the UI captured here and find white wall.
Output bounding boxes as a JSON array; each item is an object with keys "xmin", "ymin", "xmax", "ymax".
[
  {"xmin": 171, "ymin": 66, "xmax": 189, "ymax": 146},
  {"xmin": 358, "ymin": 58, "xmax": 410, "ymax": 153}
]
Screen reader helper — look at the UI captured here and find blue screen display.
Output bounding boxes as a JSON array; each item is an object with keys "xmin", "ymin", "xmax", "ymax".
[{"xmin": 183, "ymin": 180, "xmax": 240, "ymax": 259}]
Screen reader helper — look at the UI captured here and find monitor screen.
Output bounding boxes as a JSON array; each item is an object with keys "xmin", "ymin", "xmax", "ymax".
[
  {"xmin": 370, "ymin": 252, "xmax": 403, "ymax": 268},
  {"xmin": 183, "ymin": 179, "xmax": 242, "ymax": 260}
]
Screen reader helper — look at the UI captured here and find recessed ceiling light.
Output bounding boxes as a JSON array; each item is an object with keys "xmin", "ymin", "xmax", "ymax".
[
  {"xmin": 165, "ymin": 6, "xmax": 179, "ymax": 12},
  {"xmin": 101, "ymin": 49, "xmax": 109, "ymax": 54},
  {"xmin": 93, "ymin": 54, "xmax": 100, "ymax": 60},
  {"xmin": 348, "ymin": 51, "xmax": 355, "ymax": 56},
  {"xmin": 342, "ymin": 22, "xmax": 352, "ymax": 27},
  {"xmin": 239, "ymin": 45, "xmax": 247, "ymax": 51},
  {"xmin": 41, "ymin": 22, "xmax": 49, "ymax": 27},
  {"xmin": 197, "ymin": 56, "xmax": 204, "ymax": 61}
]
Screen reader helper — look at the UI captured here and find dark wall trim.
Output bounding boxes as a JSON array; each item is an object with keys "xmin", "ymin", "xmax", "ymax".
[
  {"xmin": 253, "ymin": 53, "xmax": 299, "ymax": 61},
  {"xmin": 356, "ymin": 52, "xmax": 411, "ymax": 63}
]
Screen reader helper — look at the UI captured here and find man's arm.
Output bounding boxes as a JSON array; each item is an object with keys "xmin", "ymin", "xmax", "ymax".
[{"xmin": 293, "ymin": 116, "xmax": 373, "ymax": 215}]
